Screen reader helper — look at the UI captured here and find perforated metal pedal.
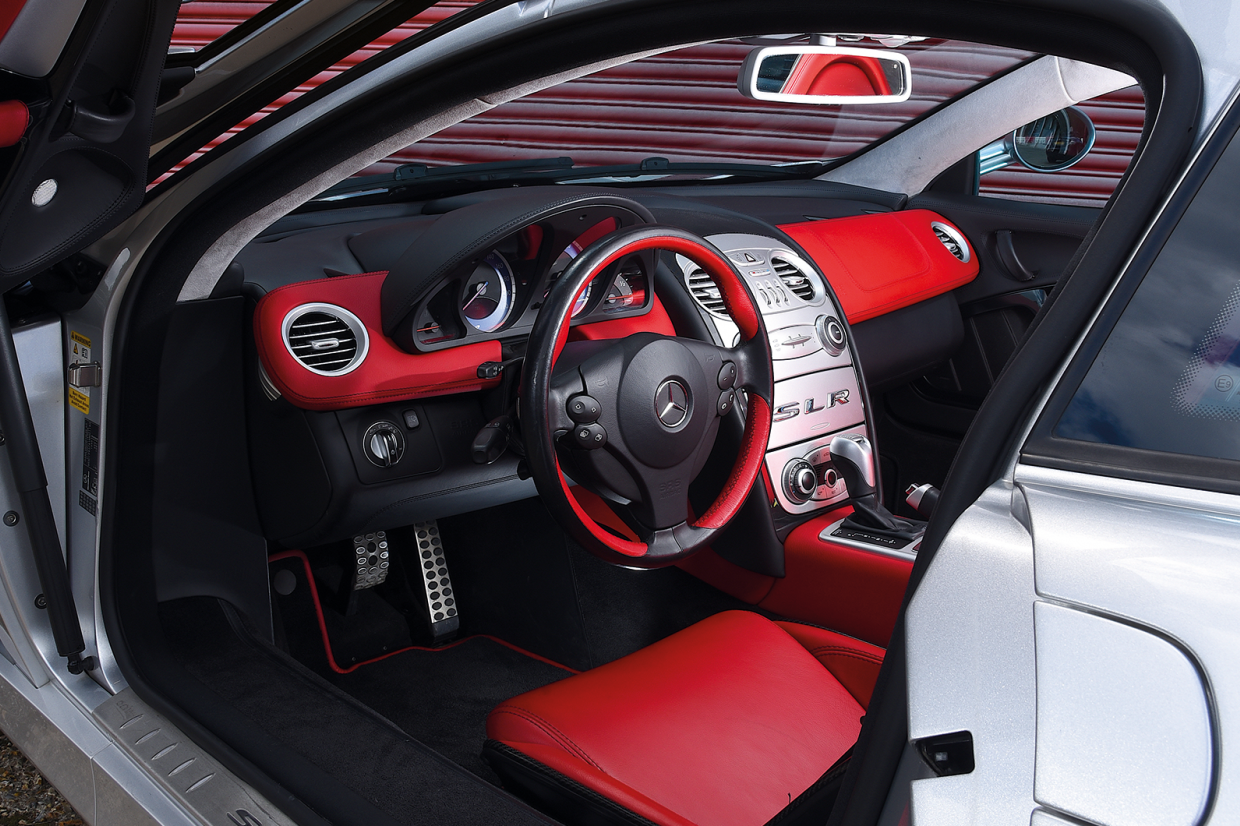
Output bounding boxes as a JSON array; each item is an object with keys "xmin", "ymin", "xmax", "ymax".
[
  {"xmin": 412, "ymin": 520, "xmax": 459, "ymax": 641},
  {"xmin": 352, "ymin": 530, "xmax": 390, "ymax": 589}
]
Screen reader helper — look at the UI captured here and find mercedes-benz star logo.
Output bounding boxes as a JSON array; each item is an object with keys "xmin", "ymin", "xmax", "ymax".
[{"xmin": 655, "ymin": 380, "xmax": 690, "ymax": 428}]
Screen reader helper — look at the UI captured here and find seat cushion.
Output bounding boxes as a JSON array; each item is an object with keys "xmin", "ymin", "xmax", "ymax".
[{"xmin": 485, "ymin": 611, "xmax": 865, "ymax": 826}]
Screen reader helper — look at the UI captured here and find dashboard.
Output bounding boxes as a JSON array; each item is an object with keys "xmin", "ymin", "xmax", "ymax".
[{"xmin": 238, "ymin": 185, "xmax": 976, "ymax": 551}]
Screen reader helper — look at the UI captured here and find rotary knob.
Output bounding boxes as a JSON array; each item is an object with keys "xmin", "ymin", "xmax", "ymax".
[
  {"xmin": 816, "ymin": 314, "xmax": 847, "ymax": 357},
  {"xmin": 783, "ymin": 459, "xmax": 817, "ymax": 505},
  {"xmin": 363, "ymin": 421, "xmax": 405, "ymax": 467}
]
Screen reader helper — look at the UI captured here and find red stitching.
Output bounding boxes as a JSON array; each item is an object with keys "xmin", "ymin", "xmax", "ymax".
[
  {"xmin": 807, "ymin": 645, "xmax": 884, "ymax": 666},
  {"xmin": 490, "ymin": 706, "xmax": 604, "ymax": 771}
]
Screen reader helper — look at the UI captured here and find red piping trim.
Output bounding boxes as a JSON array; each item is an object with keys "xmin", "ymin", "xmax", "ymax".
[{"xmin": 268, "ymin": 550, "xmax": 581, "ymax": 675}]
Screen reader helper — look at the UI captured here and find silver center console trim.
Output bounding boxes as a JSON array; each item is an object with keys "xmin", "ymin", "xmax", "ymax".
[
  {"xmin": 818, "ymin": 517, "xmax": 921, "ymax": 562},
  {"xmin": 680, "ymin": 233, "xmax": 870, "ymax": 516}
]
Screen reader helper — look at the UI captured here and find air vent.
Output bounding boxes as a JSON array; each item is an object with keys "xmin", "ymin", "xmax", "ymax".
[
  {"xmin": 930, "ymin": 221, "xmax": 971, "ymax": 263},
  {"xmin": 772, "ymin": 256, "xmax": 817, "ymax": 302},
  {"xmin": 281, "ymin": 303, "xmax": 369, "ymax": 376},
  {"xmin": 685, "ymin": 267, "xmax": 729, "ymax": 317}
]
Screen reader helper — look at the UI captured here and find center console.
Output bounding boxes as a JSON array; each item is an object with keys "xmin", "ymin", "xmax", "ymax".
[{"xmin": 681, "ymin": 233, "xmax": 870, "ymax": 514}]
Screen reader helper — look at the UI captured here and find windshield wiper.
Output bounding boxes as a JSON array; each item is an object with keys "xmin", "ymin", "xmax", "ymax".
[
  {"xmin": 316, "ymin": 156, "xmax": 575, "ymax": 200},
  {"xmin": 314, "ymin": 156, "xmax": 827, "ymax": 202}
]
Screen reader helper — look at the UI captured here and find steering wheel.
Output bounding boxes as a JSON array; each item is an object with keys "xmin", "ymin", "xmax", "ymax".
[{"xmin": 521, "ymin": 225, "xmax": 774, "ymax": 568}]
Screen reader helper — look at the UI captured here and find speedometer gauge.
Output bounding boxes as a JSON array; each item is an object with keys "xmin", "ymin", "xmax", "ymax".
[{"xmin": 461, "ymin": 252, "xmax": 516, "ymax": 332}]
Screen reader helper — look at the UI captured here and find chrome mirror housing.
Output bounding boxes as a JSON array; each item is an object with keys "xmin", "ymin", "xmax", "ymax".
[{"xmin": 737, "ymin": 45, "xmax": 912, "ymax": 105}]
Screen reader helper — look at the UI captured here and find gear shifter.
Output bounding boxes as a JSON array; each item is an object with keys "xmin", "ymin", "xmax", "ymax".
[{"xmin": 829, "ymin": 434, "xmax": 923, "ymax": 540}]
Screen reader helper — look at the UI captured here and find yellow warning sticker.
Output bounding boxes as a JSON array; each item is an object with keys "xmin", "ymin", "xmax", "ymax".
[
  {"xmin": 71, "ymin": 331, "xmax": 91, "ymax": 348},
  {"xmin": 68, "ymin": 387, "xmax": 90, "ymax": 415}
]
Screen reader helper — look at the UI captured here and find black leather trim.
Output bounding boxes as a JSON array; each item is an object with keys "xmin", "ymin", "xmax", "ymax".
[
  {"xmin": 764, "ymin": 748, "xmax": 853, "ymax": 826},
  {"xmin": 379, "ymin": 187, "xmax": 655, "ymax": 339},
  {"xmin": 483, "ymin": 739, "xmax": 661, "ymax": 826}
]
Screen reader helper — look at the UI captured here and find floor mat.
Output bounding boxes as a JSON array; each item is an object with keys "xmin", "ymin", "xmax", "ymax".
[{"xmin": 330, "ymin": 638, "xmax": 574, "ymax": 782}]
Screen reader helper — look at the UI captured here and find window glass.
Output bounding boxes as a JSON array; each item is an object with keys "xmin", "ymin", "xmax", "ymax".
[
  {"xmin": 165, "ymin": 0, "xmax": 474, "ymax": 177},
  {"xmin": 363, "ymin": 38, "xmax": 1033, "ymax": 176},
  {"xmin": 1054, "ymin": 124, "xmax": 1240, "ymax": 460},
  {"xmin": 978, "ymin": 85, "xmax": 1145, "ymax": 207}
]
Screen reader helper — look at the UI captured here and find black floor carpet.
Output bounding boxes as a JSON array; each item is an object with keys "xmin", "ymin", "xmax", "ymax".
[
  {"xmin": 158, "ymin": 597, "xmax": 554, "ymax": 826},
  {"xmin": 330, "ymin": 639, "xmax": 573, "ymax": 783}
]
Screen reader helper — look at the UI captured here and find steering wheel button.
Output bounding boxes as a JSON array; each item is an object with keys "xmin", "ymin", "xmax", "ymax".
[
  {"xmin": 717, "ymin": 362, "xmax": 737, "ymax": 389},
  {"xmin": 572, "ymin": 422, "xmax": 607, "ymax": 449},
  {"xmin": 568, "ymin": 394, "xmax": 602, "ymax": 423},
  {"xmin": 717, "ymin": 390, "xmax": 736, "ymax": 415}
]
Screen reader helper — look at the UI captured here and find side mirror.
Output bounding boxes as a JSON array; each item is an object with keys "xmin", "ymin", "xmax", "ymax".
[
  {"xmin": 737, "ymin": 46, "xmax": 912, "ymax": 104},
  {"xmin": 979, "ymin": 106, "xmax": 1097, "ymax": 174}
]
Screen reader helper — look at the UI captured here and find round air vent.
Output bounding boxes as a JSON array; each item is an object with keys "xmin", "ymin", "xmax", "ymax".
[
  {"xmin": 771, "ymin": 255, "xmax": 819, "ymax": 302},
  {"xmin": 281, "ymin": 303, "xmax": 369, "ymax": 376},
  {"xmin": 930, "ymin": 221, "xmax": 971, "ymax": 263},
  {"xmin": 684, "ymin": 266, "xmax": 730, "ymax": 318}
]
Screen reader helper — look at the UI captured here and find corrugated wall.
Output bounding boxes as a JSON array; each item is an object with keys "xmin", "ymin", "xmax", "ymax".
[{"xmin": 170, "ymin": 1, "xmax": 1142, "ymax": 204}]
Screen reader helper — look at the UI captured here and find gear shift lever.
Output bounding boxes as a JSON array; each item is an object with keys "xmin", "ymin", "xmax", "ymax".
[
  {"xmin": 828, "ymin": 435, "xmax": 878, "ymax": 503},
  {"xmin": 829, "ymin": 434, "xmax": 922, "ymax": 540}
]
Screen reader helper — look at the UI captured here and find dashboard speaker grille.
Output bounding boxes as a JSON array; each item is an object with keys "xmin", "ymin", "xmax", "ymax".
[
  {"xmin": 931, "ymin": 222, "xmax": 970, "ymax": 263},
  {"xmin": 772, "ymin": 256, "xmax": 816, "ymax": 302},
  {"xmin": 282, "ymin": 304, "xmax": 368, "ymax": 375},
  {"xmin": 686, "ymin": 267, "xmax": 729, "ymax": 317}
]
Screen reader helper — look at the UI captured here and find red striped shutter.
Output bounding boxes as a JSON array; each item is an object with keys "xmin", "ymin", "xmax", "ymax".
[{"xmin": 169, "ymin": 4, "xmax": 1143, "ymax": 205}]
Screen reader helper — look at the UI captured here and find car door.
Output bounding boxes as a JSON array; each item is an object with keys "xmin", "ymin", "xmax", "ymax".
[{"xmin": 903, "ymin": 76, "xmax": 1240, "ymax": 826}]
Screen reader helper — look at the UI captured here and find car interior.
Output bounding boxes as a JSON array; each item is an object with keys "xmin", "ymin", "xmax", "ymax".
[{"xmin": 30, "ymin": 4, "xmax": 1179, "ymax": 824}]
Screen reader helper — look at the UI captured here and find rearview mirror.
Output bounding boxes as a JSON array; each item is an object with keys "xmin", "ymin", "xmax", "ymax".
[
  {"xmin": 979, "ymin": 106, "xmax": 1097, "ymax": 174},
  {"xmin": 738, "ymin": 46, "xmax": 912, "ymax": 104}
]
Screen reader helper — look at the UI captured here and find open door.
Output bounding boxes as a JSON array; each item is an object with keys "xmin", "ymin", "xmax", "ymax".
[
  {"xmin": 0, "ymin": 0, "xmax": 180, "ymax": 675},
  {"xmin": 0, "ymin": 0, "xmax": 181, "ymax": 288}
]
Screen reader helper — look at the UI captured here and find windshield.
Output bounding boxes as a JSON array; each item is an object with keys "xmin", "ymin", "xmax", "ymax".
[{"xmin": 360, "ymin": 37, "xmax": 1034, "ymax": 177}]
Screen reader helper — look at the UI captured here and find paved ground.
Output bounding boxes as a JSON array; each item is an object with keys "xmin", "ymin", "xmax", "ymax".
[{"xmin": 0, "ymin": 733, "xmax": 82, "ymax": 826}]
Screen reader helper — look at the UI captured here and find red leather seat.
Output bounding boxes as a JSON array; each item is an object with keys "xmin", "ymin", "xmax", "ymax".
[{"xmin": 484, "ymin": 610, "xmax": 883, "ymax": 826}]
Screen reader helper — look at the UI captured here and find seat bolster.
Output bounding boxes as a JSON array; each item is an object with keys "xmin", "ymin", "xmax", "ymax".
[
  {"xmin": 775, "ymin": 622, "xmax": 884, "ymax": 708},
  {"xmin": 486, "ymin": 739, "xmax": 696, "ymax": 826}
]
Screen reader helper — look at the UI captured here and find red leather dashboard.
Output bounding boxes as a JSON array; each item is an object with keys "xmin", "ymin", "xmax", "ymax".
[
  {"xmin": 254, "ymin": 270, "xmax": 678, "ymax": 411},
  {"xmin": 256, "ymin": 209, "xmax": 974, "ymax": 411},
  {"xmin": 779, "ymin": 209, "xmax": 978, "ymax": 323},
  {"xmin": 254, "ymin": 271, "xmax": 502, "ymax": 411}
]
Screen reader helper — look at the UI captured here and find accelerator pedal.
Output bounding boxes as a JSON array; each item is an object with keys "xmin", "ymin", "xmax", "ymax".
[{"xmin": 411, "ymin": 520, "xmax": 459, "ymax": 643}]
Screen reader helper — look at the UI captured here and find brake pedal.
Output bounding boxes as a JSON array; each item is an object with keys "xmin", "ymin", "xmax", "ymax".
[
  {"xmin": 352, "ymin": 530, "xmax": 391, "ymax": 589},
  {"xmin": 412, "ymin": 520, "xmax": 460, "ymax": 643}
]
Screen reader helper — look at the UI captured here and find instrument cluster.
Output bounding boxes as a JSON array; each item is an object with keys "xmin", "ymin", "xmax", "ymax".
[{"xmin": 410, "ymin": 216, "xmax": 652, "ymax": 351}]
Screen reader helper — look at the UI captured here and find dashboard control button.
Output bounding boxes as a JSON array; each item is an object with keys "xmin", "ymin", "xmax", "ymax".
[
  {"xmin": 363, "ymin": 422, "xmax": 405, "ymax": 467},
  {"xmin": 572, "ymin": 423, "xmax": 607, "ymax": 449},
  {"xmin": 568, "ymin": 394, "xmax": 602, "ymax": 423},
  {"xmin": 717, "ymin": 390, "xmax": 736, "ymax": 416},
  {"xmin": 402, "ymin": 409, "xmax": 420, "ymax": 429},
  {"xmin": 816, "ymin": 315, "xmax": 847, "ymax": 356},
  {"xmin": 782, "ymin": 459, "xmax": 816, "ymax": 505},
  {"xmin": 717, "ymin": 362, "xmax": 737, "ymax": 389}
]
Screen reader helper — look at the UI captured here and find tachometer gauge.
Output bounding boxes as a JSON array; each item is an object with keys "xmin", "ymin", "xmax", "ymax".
[
  {"xmin": 605, "ymin": 260, "xmax": 646, "ymax": 311},
  {"xmin": 549, "ymin": 243, "xmax": 591, "ymax": 317},
  {"xmin": 461, "ymin": 252, "xmax": 516, "ymax": 332}
]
